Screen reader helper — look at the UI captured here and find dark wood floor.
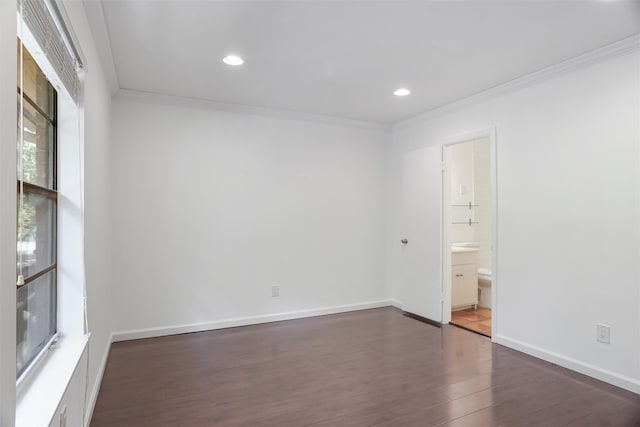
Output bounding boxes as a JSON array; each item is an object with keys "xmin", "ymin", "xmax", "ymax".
[{"xmin": 90, "ymin": 307, "xmax": 640, "ymax": 427}]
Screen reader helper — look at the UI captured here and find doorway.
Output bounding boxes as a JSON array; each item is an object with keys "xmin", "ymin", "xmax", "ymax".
[{"xmin": 443, "ymin": 133, "xmax": 495, "ymax": 337}]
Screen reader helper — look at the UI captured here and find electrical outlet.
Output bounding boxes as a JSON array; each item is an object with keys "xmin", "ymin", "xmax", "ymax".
[
  {"xmin": 271, "ymin": 285, "xmax": 280, "ymax": 298},
  {"xmin": 596, "ymin": 324, "xmax": 610, "ymax": 344},
  {"xmin": 59, "ymin": 406, "xmax": 67, "ymax": 427}
]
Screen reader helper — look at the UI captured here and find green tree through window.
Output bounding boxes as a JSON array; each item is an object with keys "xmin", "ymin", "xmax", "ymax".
[{"xmin": 16, "ymin": 39, "xmax": 58, "ymax": 379}]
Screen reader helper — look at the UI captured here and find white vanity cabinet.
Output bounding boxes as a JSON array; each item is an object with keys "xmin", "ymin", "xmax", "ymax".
[{"xmin": 451, "ymin": 248, "xmax": 478, "ymax": 309}]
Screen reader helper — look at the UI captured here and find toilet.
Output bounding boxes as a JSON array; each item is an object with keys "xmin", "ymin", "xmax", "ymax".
[{"xmin": 477, "ymin": 267, "xmax": 492, "ymax": 288}]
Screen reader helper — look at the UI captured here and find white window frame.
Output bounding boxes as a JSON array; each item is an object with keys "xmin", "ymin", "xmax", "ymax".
[{"xmin": 14, "ymin": 1, "xmax": 89, "ymax": 425}]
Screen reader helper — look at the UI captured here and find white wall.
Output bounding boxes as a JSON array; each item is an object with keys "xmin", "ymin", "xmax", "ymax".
[
  {"xmin": 110, "ymin": 91, "xmax": 390, "ymax": 338},
  {"xmin": 389, "ymin": 49, "xmax": 640, "ymax": 391},
  {"xmin": 472, "ymin": 139, "xmax": 492, "ymax": 271},
  {"xmin": 449, "ymin": 141, "xmax": 475, "ymax": 243},
  {"xmin": 448, "ymin": 139, "xmax": 491, "ymax": 256}
]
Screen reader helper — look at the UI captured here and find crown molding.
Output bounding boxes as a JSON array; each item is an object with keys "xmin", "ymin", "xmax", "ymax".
[
  {"xmin": 82, "ymin": 0, "xmax": 119, "ymax": 94},
  {"xmin": 115, "ymin": 89, "xmax": 392, "ymax": 132},
  {"xmin": 394, "ymin": 33, "xmax": 640, "ymax": 131}
]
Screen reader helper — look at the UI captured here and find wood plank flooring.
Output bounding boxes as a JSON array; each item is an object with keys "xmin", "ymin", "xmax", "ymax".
[{"xmin": 90, "ymin": 307, "xmax": 640, "ymax": 426}]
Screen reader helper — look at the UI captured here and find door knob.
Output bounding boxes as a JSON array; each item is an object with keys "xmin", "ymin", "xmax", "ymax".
[{"xmin": 401, "ymin": 239, "xmax": 408, "ymax": 244}]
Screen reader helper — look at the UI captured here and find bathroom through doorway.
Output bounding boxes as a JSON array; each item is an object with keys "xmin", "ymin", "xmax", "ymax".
[{"xmin": 443, "ymin": 133, "xmax": 495, "ymax": 337}]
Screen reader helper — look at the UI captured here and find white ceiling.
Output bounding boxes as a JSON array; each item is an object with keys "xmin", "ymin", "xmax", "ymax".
[{"xmin": 85, "ymin": 0, "xmax": 640, "ymax": 124}]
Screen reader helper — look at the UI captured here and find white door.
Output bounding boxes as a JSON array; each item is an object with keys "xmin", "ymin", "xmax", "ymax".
[{"xmin": 401, "ymin": 146, "xmax": 443, "ymax": 322}]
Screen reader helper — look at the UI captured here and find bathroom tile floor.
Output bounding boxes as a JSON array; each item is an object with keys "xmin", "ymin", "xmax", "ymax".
[{"xmin": 451, "ymin": 306, "xmax": 492, "ymax": 337}]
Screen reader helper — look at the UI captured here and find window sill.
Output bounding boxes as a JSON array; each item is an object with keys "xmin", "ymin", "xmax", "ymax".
[{"xmin": 16, "ymin": 334, "xmax": 89, "ymax": 427}]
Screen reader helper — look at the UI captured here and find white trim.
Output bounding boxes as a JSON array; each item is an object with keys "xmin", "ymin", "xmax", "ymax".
[
  {"xmin": 15, "ymin": 333, "xmax": 59, "ymax": 389},
  {"xmin": 636, "ymin": 39, "xmax": 640, "ymax": 402},
  {"xmin": 84, "ymin": 333, "xmax": 112, "ymax": 427},
  {"xmin": 390, "ymin": 299, "xmax": 403, "ymax": 309},
  {"xmin": 494, "ymin": 334, "xmax": 640, "ymax": 394},
  {"xmin": 394, "ymin": 34, "xmax": 640, "ymax": 130},
  {"xmin": 16, "ymin": 335, "xmax": 89, "ymax": 427},
  {"xmin": 81, "ymin": 0, "xmax": 118, "ymax": 93},
  {"xmin": 442, "ymin": 144, "xmax": 451, "ymax": 324},
  {"xmin": 437, "ymin": 128, "xmax": 496, "ymax": 147},
  {"xmin": 489, "ymin": 128, "xmax": 498, "ymax": 337},
  {"xmin": 115, "ymin": 89, "xmax": 391, "ymax": 132},
  {"xmin": 113, "ymin": 300, "xmax": 393, "ymax": 342},
  {"xmin": 439, "ymin": 144, "xmax": 444, "ymax": 323}
]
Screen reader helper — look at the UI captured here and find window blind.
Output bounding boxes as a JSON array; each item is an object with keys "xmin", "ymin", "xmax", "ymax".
[{"xmin": 22, "ymin": 0, "xmax": 83, "ymax": 104}]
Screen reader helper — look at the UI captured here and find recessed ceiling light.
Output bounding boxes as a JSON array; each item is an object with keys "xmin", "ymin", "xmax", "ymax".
[
  {"xmin": 393, "ymin": 88, "xmax": 411, "ymax": 97},
  {"xmin": 223, "ymin": 55, "xmax": 244, "ymax": 66}
]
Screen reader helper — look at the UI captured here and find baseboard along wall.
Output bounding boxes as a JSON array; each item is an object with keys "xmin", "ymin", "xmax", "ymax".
[{"xmin": 112, "ymin": 300, "xmax": 394, "ymax": 342}]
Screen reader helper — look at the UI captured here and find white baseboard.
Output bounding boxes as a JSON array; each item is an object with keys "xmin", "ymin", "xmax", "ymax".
[
  {"xmin": 390, "ymin": 299, "xmax": 402, "ymax": 309},
  {"xmin": 494, "ymin": 334, "xmax": 640, "ymax": 394},
  {"xmin": 113, "ymin": 300, "xmax": 393, "ymax": 342},
  {"xmin": 84, "ymin": 333, "xmax": 113, "ymax": 427}
]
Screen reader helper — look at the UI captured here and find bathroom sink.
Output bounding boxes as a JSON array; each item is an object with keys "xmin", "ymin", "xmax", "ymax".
[
  {"xmin": 452, "ymin": 246, "xmax": 479, "ymax": 265},
  {"xmin": 451, "ymin": 246, "xmax": 479, "ymax": 254}
]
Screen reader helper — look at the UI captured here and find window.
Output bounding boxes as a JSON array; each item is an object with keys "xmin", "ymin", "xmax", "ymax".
[{"xmin": 16, "ymin": 41, "xmax": 58, "ymax": 379}]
